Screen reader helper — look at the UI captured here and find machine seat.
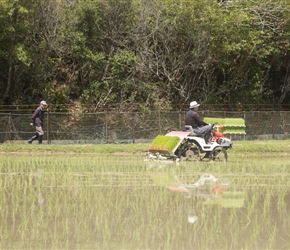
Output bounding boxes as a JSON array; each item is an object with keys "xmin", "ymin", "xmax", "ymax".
[{"xmin": 184, "ymin": 125, "xmax": 204, "ymax": 137}]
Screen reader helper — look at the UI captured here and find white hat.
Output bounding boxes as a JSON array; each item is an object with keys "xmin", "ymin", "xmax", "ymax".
[
  {"xmin": 40, "ymin": 100, "xmax": 47, "ymax": 105},
  {"xmin": 189, "ymin": 101, "xmax": 200, "ymax": 109}
]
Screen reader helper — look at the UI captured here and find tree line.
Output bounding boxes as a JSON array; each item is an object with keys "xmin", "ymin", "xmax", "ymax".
[{"xmin": 1, "ymin": 0, "xmax": 290, "ymax": 111}]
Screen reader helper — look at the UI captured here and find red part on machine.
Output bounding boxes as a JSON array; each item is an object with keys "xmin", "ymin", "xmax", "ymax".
[{"xmin": 212, "ymin": 130, "xmax": 225, "ymax": 138}]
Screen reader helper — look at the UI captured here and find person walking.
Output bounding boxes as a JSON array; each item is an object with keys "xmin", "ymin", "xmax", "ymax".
[
  {"xmin": 28, "ymin": 100, "xmax": 48, "ymax": 144},
  {"xmin": 185, "ymin": 101, "xmax": 212, "ymax": 143}
]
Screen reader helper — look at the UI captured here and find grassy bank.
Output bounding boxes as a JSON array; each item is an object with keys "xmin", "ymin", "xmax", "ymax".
[{"xmin": 0, "ymin": 139, "xmax": 290, "ymax": 155}]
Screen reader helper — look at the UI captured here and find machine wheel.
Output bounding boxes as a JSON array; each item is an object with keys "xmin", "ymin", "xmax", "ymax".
[
  {"xmin": 209, "ymin": 147, "xmax": 228, "ymax": 162},
  {"xmin": 185, "ymin": 142, "xmax": 205, "ymax": 161}
]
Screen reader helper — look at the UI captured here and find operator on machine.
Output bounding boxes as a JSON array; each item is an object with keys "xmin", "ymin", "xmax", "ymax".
[{"xmin": 185, "ymin": 101, "xmax": 212, "ymax": 143}]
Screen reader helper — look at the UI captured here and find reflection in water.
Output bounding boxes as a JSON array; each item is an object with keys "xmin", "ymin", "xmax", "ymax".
[
  {"xmin": 35, "ymin": 193, "xmax": 45, "ymax": 205},
  {"xmin": 33, "ymin": 169, "xmax": 45, "ymax": 205},
  {"xmin": 167, "ymin": 173, "xmax": 244, "ymax": 224},
  {"xmin": 1, "ymin": 156, "xmax": 290, "ymax": 249},
  {"xmin": 146, "ymin": 161, "xmax": 290, "ymax": 249}
]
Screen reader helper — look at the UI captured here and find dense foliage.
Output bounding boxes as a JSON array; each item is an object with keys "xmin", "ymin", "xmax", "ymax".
[{"xmin": 1, "ymin": 0, "xmax": 290, "ymax": 111}]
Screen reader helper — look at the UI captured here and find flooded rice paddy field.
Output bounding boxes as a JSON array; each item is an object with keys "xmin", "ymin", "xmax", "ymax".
[{"xmin": 1, "ymin": 153, "xmax": 290, "ymax": 249}]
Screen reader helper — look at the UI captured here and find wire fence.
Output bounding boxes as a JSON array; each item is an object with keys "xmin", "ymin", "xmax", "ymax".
[{"xmin": 1, "ymin": 110, "xmax": 290, "ymax": 144}]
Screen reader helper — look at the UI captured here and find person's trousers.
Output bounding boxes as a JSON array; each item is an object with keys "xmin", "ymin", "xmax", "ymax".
[
  {"xmin": 28, "ymin": 126, "xmax": 44, "ymax": 144},
  {"xmin": 36, "ymin": 126, "xmax": 44, "ymax": 136},
  {"xmin": 36, "ymin": 126, "xmax": 44, "ymax": 144},
  {"xmin": 193, "ymin": 125, "xmax": 212, "ymax": 135}
]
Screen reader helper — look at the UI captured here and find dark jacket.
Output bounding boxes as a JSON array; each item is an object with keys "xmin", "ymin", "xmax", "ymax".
[
  {"xmin": 31, "ymin": 106, "xmax": 45, "ymax": 127},
  {"xmin": 185, "ymin": 109, "xmax": 208, "ymax": 128}
]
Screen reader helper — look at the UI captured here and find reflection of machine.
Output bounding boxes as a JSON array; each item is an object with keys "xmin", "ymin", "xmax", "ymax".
[
  {"xmin": 149, "ymin": 166, "xmax": 245, "ymax": 224},
  {"xmin": 147, "ymin": 123, "xmax": 232, "ymax": 162},
  {"xmin": 168, "ymin": 174, "xmax": 245, "ymax": 209}
]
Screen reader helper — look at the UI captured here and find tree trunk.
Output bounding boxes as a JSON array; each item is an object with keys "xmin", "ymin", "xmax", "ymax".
[
  {"xmin": 1, "ymin": 5, "xmax": 18, "ymax": 104},
  {"xmin": 2, "ymin": 55, "xmax": 13, "ymax": 103}
]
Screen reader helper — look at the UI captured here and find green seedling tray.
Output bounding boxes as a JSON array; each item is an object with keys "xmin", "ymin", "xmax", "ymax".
[{"xmin": 148, "ymin": 135, "xmax": 180, "ymax": 155}]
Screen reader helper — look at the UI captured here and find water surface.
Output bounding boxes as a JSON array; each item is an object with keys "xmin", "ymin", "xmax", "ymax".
[{"xmin": 0, "ymin": 155, "xmax": 289, "ymax": 249}]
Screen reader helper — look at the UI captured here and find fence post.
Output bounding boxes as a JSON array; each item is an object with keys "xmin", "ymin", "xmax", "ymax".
[
  {"xmin": 258, "ymin": 111, "xmax": 260, "ymax": 140},
  {"xmin": 243, "ymin": 111, "xmax": 246, "ymax": 140},
  {"xmin": 179, "ymin": 110, "xmax": 182, "ymax": 130},
  {"xmin": 158, "ymin": 110, "xmax": 161, "ymax": 134},
  {"xmin": 47, "ymin": 111, "xmax": 51, "ymax": 144},
  {"xmin": 9, "ymin": 112, "xmax": 12, "ymax": 141},
  {"xmin": 131, "ymin": 112, "xmax": 135, "ymax": 143},
  {"xmin": 74, "ymin": 113, "xmax": 77, "ymax": 143},
  {"xmin": 272, "ymin": 111, "xmax": 274, "ymax": 139},
  {"xmin": 106, "ymin": 110, "xmax": 108, "ymax": 143},
  {"xmin": 282, "ymin": 111, "xmax": 286, "ymax": 139}
]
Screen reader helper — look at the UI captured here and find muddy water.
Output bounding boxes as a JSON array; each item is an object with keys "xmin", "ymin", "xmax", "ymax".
[{"xmin": 0, "ymin": 155, "xmax": 290, "ymax": 249}]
